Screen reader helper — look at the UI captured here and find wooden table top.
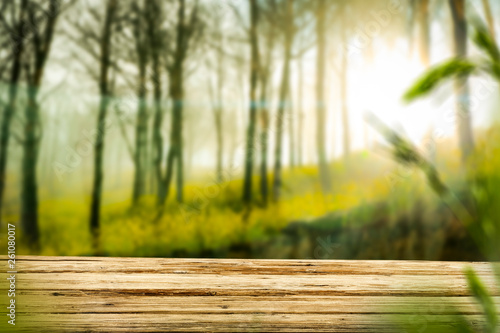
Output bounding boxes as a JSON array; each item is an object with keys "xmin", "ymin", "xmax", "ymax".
[{"xmin": 2, "ymin": 256, "xmax": 499, "ymax": 332}]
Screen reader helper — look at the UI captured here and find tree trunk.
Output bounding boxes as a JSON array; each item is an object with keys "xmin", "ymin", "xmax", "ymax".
[
  {"xmin": 175, "ymin": 121, "xmax": 184, "ymax": 204},
  {"xmin": 152, "ymin": 79, "xmax": 164, "ymax": 204},
  {"xmin": 161, "ymin": 0, "xmax": 189, "ymax": 206},
  {"xmin": 172, "ymin": 1, "xmax": 187, "ymax": 205},
  {"xmin": 449, "ymin": 0, "xmax": 475, "ymax": 164},
  {"xmin": 242, "ymin": 0, "xmax": 260, "ymax": 205},
  {"xmin": 21, "ymin": 0, "xmax": 59, "ymax": 251},
  {"xmin": 481, "ymin": 0, "xmax": 495, "ymax": 40},
  {"xmin": 259, "ymin": 19, "xmax": 276, "ymax": 207},
  {"xmin": 417, "ymin": 0, "xmax": 435, "ymax": 165},
  {"xmin": 207, "ymin": 74, "xmax": 222, "ymax": 183},
  {"xmin": 214, "ymin": 108, "xmax": 223, "ymax": 183},
  {"xmin": 89, "ymin": 0, "xmax": 117, "ymax": 249},
  {"xmin": 272, "ymin": 67, "xmax": 290, "ymax": 202},
  {"xmin": 21, "ymin": 88, "xmax": 41, "ymax": 251},
  {"xmin": 214, "ymin": 36, "xmax": 224, "ymax": 184},
  {"xmin": 297, "ymin": 56, "xmax": 304, "ymax": 167},
  {"xmin": 340, "ymin": 10, "xmax": 350, "ymax": 162},
  {"xmin": 288, "ymin": 84, "xmax": 295, "ymax": 169},
  {"xmin": 132, "ymin": 50, "xmax": 148, "ymax": 205},
  {"xmin": 272, "ymin": 0, "xmax": 293, "ymax": 202},
  {"xmin": 259, "ymin": 75, "xmax": 269, "ymax": 206},
  {"xmin": 162, "ymin": 145, "xmax": 176, "ymax": 206},
  {"xmin": 0, "ymin": 0, "xmax": 27, "ymax": 225},
  {"xmin": 146, "ymin": 124, "xmax": 154, "ymax": 195},
  {"xmin": 418, "ymin": 0, "xmax": 430, "ymax": 67},
  {"xmin": 162, "ymin": 78, "xmax": 183, "ymax": 205},
  {"xmin": 146, "ymin": 0, "xmax": 165, "ymax": 206},
  {"xmin": 315, "ymin": 0, "xmax": 332, "ymax": 193}
]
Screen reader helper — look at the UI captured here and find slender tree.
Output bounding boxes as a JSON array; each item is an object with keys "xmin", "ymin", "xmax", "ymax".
[
  {"xmin": 132, "ymin": 1, "xmax": 149, "ymax": 205},
  {"xmin": 207, "ymin": 63, "xmax": 224, "ymax": 184},
  {"xmin": 481, "ymin": 0, "xmax": 495, "ymax": 40},
  {"xmin": 206, "ymin": 16, "xmax": 226, "ymax": 184},
  {"xmin": 296, "ymin": 55, "xmax": 304, "ymax": 167},
  {"xmin": 242, "ymin": 0, "xmax": 260, "ymax": 205},
  {"xmin": 21, "ymin": 0, "xmax": 62, "ymax": 250},
  {"xmin": 418, "ymin": 0, "xmax": 430, "ymax": 66},
  {"xmin": 145, "ymin": 0, "xmax": 166, "ymax": 205},
  {"xmin": 162, "ymin": 0, "xmax": 201, "ymax": 205},
  {"xmin": 215, "ymin": 41, "xmax": 224, "ymax": 184},
  {"xmin": 449, "ymin": 0, "xmax": 475, "ymax": 163},
  {"xmin": 89, "ymin": 0, "xmax": 118, "ymax": 249},
  {"xmin": 293, "ymin": 7, "xmax": 315, "ymax": 168},
  {"xmin": 339, "ymin": 3, "xmax": 350, "ymax": 162},
  {"xmin": 258, "ymin": 0, "xmax": 277, "ymax": 206},
  {"xmin": 272, "ymin": 0, "xmax": 294, "ymax": 202},
  {"xmin": 315, "ymin": 0, "xmax": 332, "ymax": 193},
  {"xmin": 288, "ymin": 83, "xmax": 295, "ymax": 169},
  {"xmin": 0, "ymin": 0, "xmax": 27, "ymax": 225}
]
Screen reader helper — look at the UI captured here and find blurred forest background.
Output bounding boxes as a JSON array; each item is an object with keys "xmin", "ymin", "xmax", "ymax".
[{"xmin": 0, "ymin": 0, "xmax": 499, "ymax": 260}]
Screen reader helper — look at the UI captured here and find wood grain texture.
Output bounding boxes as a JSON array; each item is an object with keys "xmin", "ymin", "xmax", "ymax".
[{"xmin": 1, "ymin": 256, "xmax": 498, "ymax": 332}]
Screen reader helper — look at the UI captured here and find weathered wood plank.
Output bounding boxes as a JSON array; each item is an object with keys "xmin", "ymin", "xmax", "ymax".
[
  {"xmin": 8, "ymin": 313, "xmax": 488, "ymax": 332},
  {"xmin": 1, "ymin": 256, "xmax": 498, "ymax": 332},
  {"xmin": 8, "ymin": 272, "xmax": 499, "ymax": 296},
  {"xmin": 14, "ymin": 292, "xmax": 500, "ymax": 314},
  {"xmin": 12, "ymin": 256, "xmax": 497, "ymax": 275}
]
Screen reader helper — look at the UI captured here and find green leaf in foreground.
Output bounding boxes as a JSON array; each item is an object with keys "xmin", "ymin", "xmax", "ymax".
[
  {"xmin": 465, "ymin": 267, "xmax": 498, "ymax": 333},
  {"xmin": 403, "ymin": 59, "xmax": 477, "ymax": 102}
]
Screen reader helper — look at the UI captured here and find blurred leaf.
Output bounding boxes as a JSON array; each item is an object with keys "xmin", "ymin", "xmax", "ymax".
[
  {"xmin": 486, "ymin": 61, "xmax": 500, "ymax": 82},
  {"xmin": 364, "ymin": 111, "xmax": 449, "ymax": 198},
  {"xmin": 465, "ymin": 267, "xmax": 498, "ymax": 333},
  {"xmin": 470, "ymin": 18, "xmax": 500, "ymax": 63},
  {"xmin": 403, "ymin": 59, "xmax": 477, "ymax": 102}
]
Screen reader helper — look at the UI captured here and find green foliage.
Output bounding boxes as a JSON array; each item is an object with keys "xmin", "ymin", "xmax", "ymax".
[
  {"xmin": 465, "ymin": 267, "xmax": 498, "ymax": 333},
  {"xmin": 365, "ymin": 112, "xmax": 449, "ymax": 197},
  {"xmin": 470, "ymin": 18, "xmax": 500, "ymax": 63},
  {"xmin": 394, "ymin": 14, "xmax": 500, "ymax": 331},
  {"xmin": 380, "ymin": 125, "xmax": 500, "ymax": 333},
  {"xmin": 404, "ymin": 15, "xmax": 500, "ymax": 104},
  {"xmin": 403, "ymin": 59, "xmax": 477, "ymax": 102}
]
